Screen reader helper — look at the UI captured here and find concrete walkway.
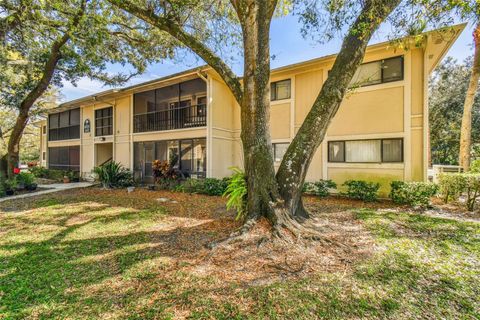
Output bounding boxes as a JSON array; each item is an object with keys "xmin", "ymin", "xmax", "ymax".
[{"xmin": 0, "ymin": 182, "xmax": 95, "ymax": 203}]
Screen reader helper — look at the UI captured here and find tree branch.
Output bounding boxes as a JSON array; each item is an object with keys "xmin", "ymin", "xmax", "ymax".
[
  {"xmin": 108, "ymin": 0, "xmax": 244, "ymax": 104},
  {"xmin": 276, "ymin": 0, "xmax": 401, "ymax": 209}
]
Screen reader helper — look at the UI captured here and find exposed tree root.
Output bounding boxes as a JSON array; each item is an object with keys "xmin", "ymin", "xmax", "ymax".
[
  {"xmin": 205, "ymin": 217, "xmax": 259, "ymax": 249},
  {"xmin": 207, "ymin": 203, "xmax": 349, "ymax": 251}
]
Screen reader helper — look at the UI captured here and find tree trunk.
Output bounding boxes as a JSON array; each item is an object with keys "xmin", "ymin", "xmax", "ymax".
[
  {"xmin": 235, "ymin": 1, "xmax": 282, "ymax": 222},
  {"xmin": 276, "ymin": 0, "xmax": 401, "ymax": 217},
  {"xmin": 459, "ymin": 22, "xmax": 480, "ymax": 171},
  {"xmin": 6, "ymin": 35, "xmax": 69, "ymax": 178}
]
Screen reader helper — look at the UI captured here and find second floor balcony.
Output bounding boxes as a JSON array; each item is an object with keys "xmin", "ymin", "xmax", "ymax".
[{"xmin": 134, "ymin": 104, "xmax": 207, "ymax": 133}]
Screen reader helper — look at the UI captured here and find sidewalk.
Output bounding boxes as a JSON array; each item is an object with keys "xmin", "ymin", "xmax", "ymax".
[{"xmin": 0, "ymin": 182, "xmax": 95, "ymax": 203}]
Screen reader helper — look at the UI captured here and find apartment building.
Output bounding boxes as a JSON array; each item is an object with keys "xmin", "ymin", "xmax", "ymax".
[{"xmin": 38, "ymin": 24, "xmax": 465, "ymax": 194}]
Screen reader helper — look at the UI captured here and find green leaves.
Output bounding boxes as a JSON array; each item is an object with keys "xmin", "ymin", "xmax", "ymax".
[
  {"xmin": 93, "ymin": 161, "xmax": 133, "ymax": 189},
  {"xmin": 389, "ymin": 181, "xmax": 438, "ymax": 207},
  {"xmin": 223, "ymin": 167, "xmax": 247, "ymax": 221},
  {"xmin": 429, "ymin": 57, "xmax": 480, "ymax": 165}
]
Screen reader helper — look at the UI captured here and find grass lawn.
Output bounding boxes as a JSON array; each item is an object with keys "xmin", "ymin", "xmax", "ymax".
[{"xmin": 0, "ymin": 188, "xmax": 478, "ymax": 319}]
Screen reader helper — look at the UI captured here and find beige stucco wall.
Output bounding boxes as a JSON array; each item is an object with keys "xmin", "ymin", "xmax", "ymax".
[
  {"xmin": 42, "ymin": 25, "xmax": 463, "ymax": 189},
  {"xmin": 208, "ymin": 74, "xmax": 242, "ymax": 178},
  {"xmin": 203, "ymin": 45, "xmax": 427, "ymax": 192}
]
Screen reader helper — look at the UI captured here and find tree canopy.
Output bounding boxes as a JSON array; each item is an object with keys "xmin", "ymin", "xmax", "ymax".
[
  {"xmin": 0, "ymin": 0, "xmax": 177, "ymax": 176},
  {"xmin": 429, "ymin": 56, "xmax": 480, "ymax": 165}
]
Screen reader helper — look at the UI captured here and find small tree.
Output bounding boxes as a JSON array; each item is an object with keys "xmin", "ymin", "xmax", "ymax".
[{"xmin": 451, "ymin": 2, "xmax": 480, "ymax": 170}]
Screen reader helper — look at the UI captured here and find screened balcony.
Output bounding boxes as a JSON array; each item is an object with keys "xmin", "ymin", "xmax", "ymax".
[
  {"xmin": 134, "ymin": 103, "xmax": 206, "ymax": 133},
  {"xmin": 133, "ymin": 78, "xmax": 207, "ymax": 133}
]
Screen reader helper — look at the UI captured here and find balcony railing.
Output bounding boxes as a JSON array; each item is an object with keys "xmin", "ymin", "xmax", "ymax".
[{"xmin": 134, "ymin": 104, "xmax": 207, "ymax": 133}]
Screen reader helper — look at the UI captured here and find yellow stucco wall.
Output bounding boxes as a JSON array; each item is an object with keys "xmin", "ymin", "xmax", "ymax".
[{"xmin": 42, "ymin": 25, "xmax": 464, "ymax": 188}]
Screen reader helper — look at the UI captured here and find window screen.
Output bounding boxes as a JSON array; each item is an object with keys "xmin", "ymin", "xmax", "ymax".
[
  {"xmin": 328, "ymin": 141, "xmax": 345, "ymax": 162},
  {"xmin": 346, "ymin": 140, "xmax": 381, "ymax": 163},
  {"xmin": 48, "ymin": 146, "xmax": 80, "ymax": 171},
  {"xmin": 271, "ymin": 79, "xmax": 291, "ymax": 101},
  {"xmin": 48, "ymin": 109, "xmax": 80, "ymax": 141},
  {"xmin": 351, "ymin": 61, "xmax": 382, "ymax": 87},
  {"xmin": 382, "ymin": 57, "xmax": 403, "ymax": 82},
  {"xmin": 273, "ymin": 143, "xmax": 289, "ymax": 162},
  {"xmin": 95, "ymin": 107, "xmax": 113, "ymax": 136},
  {"xmin": 382, "ymin": 139, "xmax": 403, "ymax": 162},
  {"xmin": 328, "ymin": 139, "xmax": 403, "ymax": 163},
  {"xmin": 350, "ymin": 56, "xmax": 403, "ymax": 88}
]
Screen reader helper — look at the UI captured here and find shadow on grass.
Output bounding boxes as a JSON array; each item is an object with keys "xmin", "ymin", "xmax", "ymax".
[
  {"xmin": 0, "ymin": 191, "xmax": 235, "ymax": 319},
  {"xmin": 0, "ymin": 190, "xmax": 478, "ymax": 319}
]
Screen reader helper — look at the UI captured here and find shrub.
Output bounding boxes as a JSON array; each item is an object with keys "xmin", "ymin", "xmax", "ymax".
[
  {"xmin": 29, "ymin": 166, "xmax": 49, "ymax": 178},
  {"xmin": 390, "ymin": 181, "xmax": 438, "ymax": 207},
  {"xmin": 29, "ymin": 167, "xmax": 67, "ymax": 181},
  {"xmin": 470, "ymin": 159, "xmax": 480, "ymax": 173},
  {"xmin": 0, "ymin": 181, "xmax": 5, "ymax": 197},
  {"xmin": 93, "ymin": 161, "xmax": 133, "ymax": 188},
  {"xmin": 223, "ymin": 167, "xmax": 247, "ymax": 220},
  {"xmin": 3, "ymin": 178, "xmax": 17, "ymax": 191},
  {"xmin": 463, "ymin": 174, "xmax": 480, "ymax": 211},
  {"xmin": 342, "ymin": 180, "xmax": 380, "ymax": 202},
  {"xmin": 175, "ymin": 178, "xmax": 229, "ymax": 195},
  {"xmin": 199, "ymin": 178, "xmax": 229, "ymax": 196},
  {"xmin": 438, "ymin": 173, "xmax": 480, "ymax": 211},
  {"xmin": 15, "ymin": 172, "xmax": 36, "ymax": 188},
  {"xmin": 438, "ymin": 173, "xmax": 466, "ymax": 203},
  {"xmin": 303, "ymin": 179, "xmax": 337, "ymax": 197}
]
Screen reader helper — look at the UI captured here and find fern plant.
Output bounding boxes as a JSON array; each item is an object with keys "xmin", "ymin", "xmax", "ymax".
[
  {"xmin": 93, "ymin": 161, "xmax": 133, "ymax": 189},
  {"xmin": 223, "ymin": 167, "xmax": 247, "ymax": 221}
]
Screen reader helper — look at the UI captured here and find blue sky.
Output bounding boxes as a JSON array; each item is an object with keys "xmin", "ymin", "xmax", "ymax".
[{"xmin": 60, "ymin": 15, "xmax": 475, "ymax": 102}]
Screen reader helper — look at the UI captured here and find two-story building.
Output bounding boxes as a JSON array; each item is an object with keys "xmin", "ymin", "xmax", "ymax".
[{"xmin": 38, "ymin": 24, "xmax": 465, "ymax": 194}]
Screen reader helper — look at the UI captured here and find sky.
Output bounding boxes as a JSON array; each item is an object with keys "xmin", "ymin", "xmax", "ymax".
[{"xmin": 60, "ymin": 15, "xmax": 475, "ymax": 103}]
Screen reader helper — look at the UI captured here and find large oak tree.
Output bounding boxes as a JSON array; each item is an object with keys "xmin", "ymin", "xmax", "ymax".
[{"xmin": 107, "ymin": 0, "xmax": 465, "ymax": 238}]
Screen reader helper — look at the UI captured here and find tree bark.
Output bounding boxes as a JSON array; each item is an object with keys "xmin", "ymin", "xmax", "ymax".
[
  {"xmin": 233, "ymin": 0, "xmax": 281, "ymax": 221},
  {"xmin": 459, "ymin": 22, "xmax": 480, "ymax": 171},
  {"xmin": 6, "ymin": 37, "xmax": 67, "ymax": 177},
  {"xmin": 276, "ymin": 0, "xmax": 401, "ymax": 218},
  {"xmin": 5, "ymin": 1, "xmax": 86, "ymax": 177}
]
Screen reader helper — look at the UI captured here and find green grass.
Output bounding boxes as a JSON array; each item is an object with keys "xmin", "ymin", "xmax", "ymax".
[{"xmin": 0, "ymin": 190, "xmax": 478, "ymax": 319}]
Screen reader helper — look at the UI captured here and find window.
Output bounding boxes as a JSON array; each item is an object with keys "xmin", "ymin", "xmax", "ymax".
[
  {"xmin": 271, "ymin": 79, "xmax": 291, "ymax": 101},
  {"xmin": 328, "ymin": 138, "xmax": 403, "ymax": 163},
  {"xmin": 328, "ymin": 141, "xmax": 345, "ymax": 162},
  {"xmin": 48, "ymin": 108, "xmax": 80, "ymax": 141},
  {"xmin": 42, "ymin": 126, "xmax": 46, "ymax": 134},
  {"xmin": 95, "ymin": 107, "xmax": 113, "ymax": 136},
  {"xmin": 350, "ymin": 56, "xmax": 403, "ymax": 88},
  {"xmin": 42, "ymin": 152, "xmax": 46, "ymax": 161},
  {"xmin": 48, "ymin": 146, "xmax": 80, "ymax": 171},
  {"xmin": 273, "ymin": 143, "xmax": 289, "ymax": 162},
  {"xmin": 382, "ymin": 139, "xmax": 403, "ymax": 162}
]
